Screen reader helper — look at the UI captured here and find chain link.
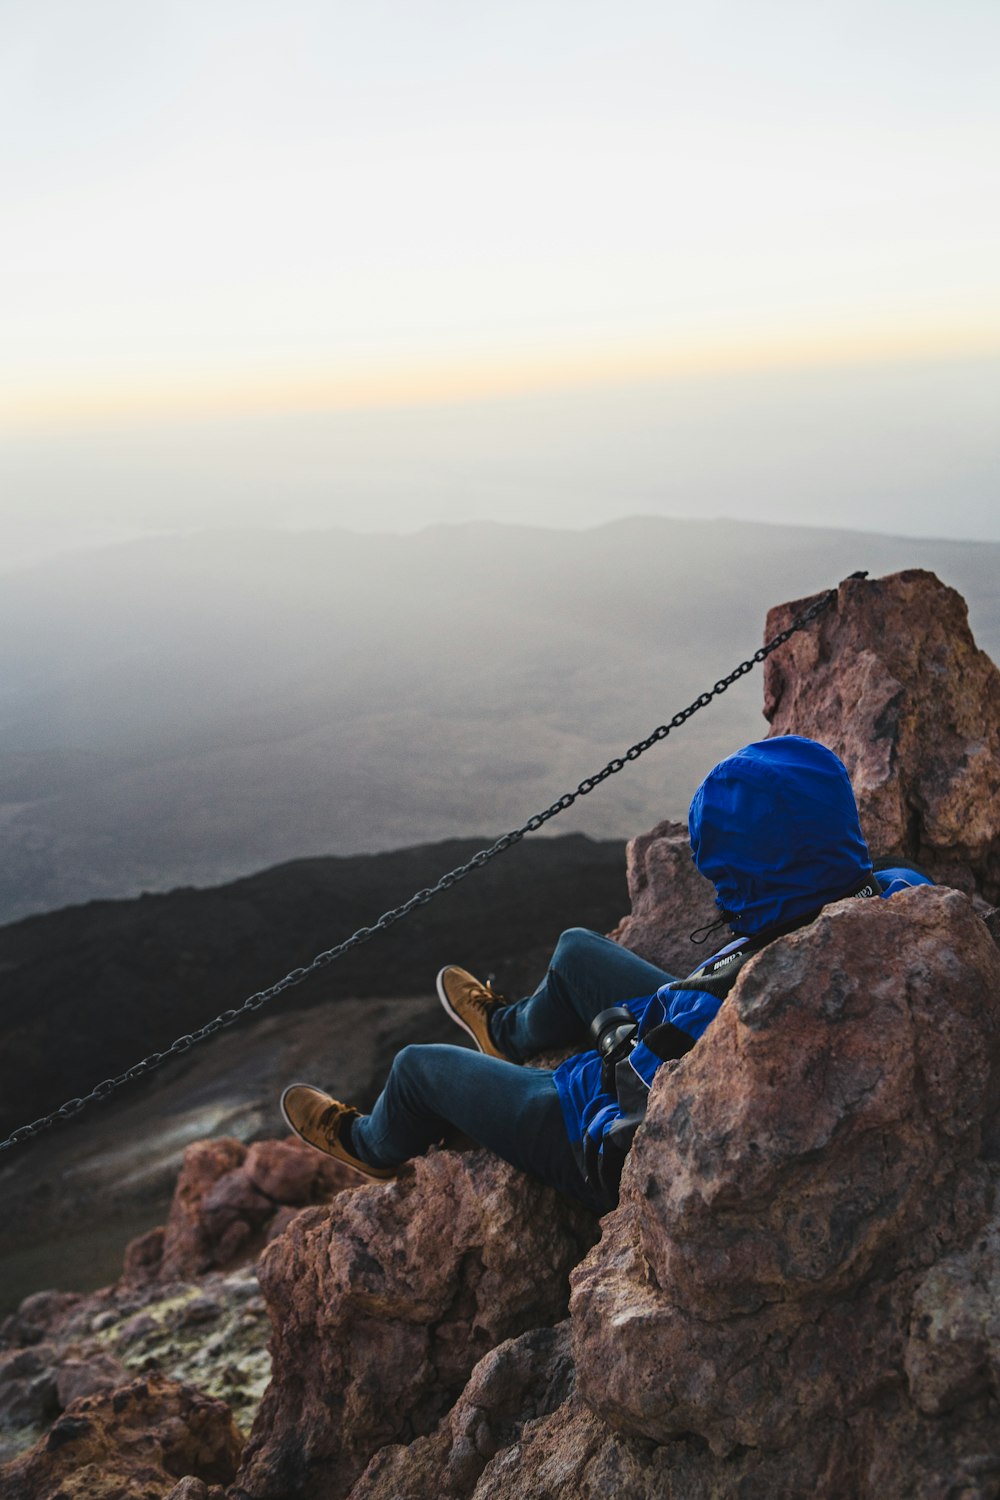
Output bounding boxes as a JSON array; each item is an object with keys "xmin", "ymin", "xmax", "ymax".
[{"xmin": 0, "ymin": 571, "xmax": 865, "ymax": 1155}]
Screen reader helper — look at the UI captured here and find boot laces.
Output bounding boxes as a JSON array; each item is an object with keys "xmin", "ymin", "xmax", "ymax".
[
  {"xmin": 318, "ymin": 1102, "xmax": 351, "ymax": 1144},
  {"xmin": 467, "ymin": 979, "xmax": 499, "ymax": 1013}
]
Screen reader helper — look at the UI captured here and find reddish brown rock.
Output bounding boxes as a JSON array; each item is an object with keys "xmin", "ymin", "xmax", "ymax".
[
  {"xmin": 349, "ymin": 1322, "xmax": 576, "ymax": 1500},
  {"xmin": 463, "ymin": 1392, "xmax": 821, "ymax": 1500},
  {"xmin": 570, "ymin": 885, "xmax": 1000, "ymax": 1492},
  {"xmin": 763, "ymin": 569, "xmax": 1000, "ymax": 901},
  {"xmin": 54, "ymin": 1351, "xmax": 128, "ymax": 1408},
  {"xmin": 166, "ymin": 1480, "xmax": 222, "ymax": 1500},
  {"xmin": 1, "ymin": 1291, "xmax": 82, "ymax": 1348},
  {"xmin": 166, "ymin": 1480, "xmax": 228, "ymax": 1500},
  {"xmin": 0, "ymin": 1373, "xmax": 242, "ymax": 1500},
  {"xmin": 159, "ymin": 1139, "xmax": 249, "ymax": 1280},
  {"xmin": 243, "ymin": 1136, "xmax": 356, "ymax": 1205},
  {"xmin": 122, "ymin": 1224, "xmax": 167, "ymax": 1286},
  {"xmin": 608, "ymin": 818, "xmax": 719, "ymax": 975},
  {"xmin": 234, "ymin": 1150, "xmax": 595, "ymax": 1500},
  {"xmin": 263, "ymin": 1205, "xmax": 300, "ymax": 1244},
  {"xmin": 464, "ymin": 1388, "xmax": 1000, "ymax": 1500},
  {"xmin": 124, "ymin": 1135, "xmax": 356, "ymax": 1284},
  {"xmin": 904, "ymin": 1212, "xmax": 1000, "ymax": 1417},
  {"xmin": 987, "ymin": 905, "xmax": 1000, "ymax": 949},
  {"xmin": 0, "ymin": 1346, "xmax": 59, "ymax": 1432}
]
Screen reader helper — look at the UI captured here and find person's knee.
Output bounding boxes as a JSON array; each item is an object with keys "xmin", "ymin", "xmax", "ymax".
[
  {"xmin": 553, "ymin": 927, "xmax": 602, "ymax": 967},
  {"xmin": 392, "ymin": 1043, "xmax": 431, "ymax": 1081},
  {"xmin": 389, "ymin": 1043, "xmax": 450, "ymax": 1103}
]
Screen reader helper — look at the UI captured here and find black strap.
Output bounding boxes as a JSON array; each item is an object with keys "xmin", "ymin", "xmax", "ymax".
[{"xmin": 642, "ymin": 1021, "xmax": 698, "ymax": 1062}]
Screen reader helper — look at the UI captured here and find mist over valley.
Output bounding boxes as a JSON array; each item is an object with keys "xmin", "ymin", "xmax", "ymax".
[{"xmin": 0, "ymin": 516, "xmax": 997, "ymax": 926}]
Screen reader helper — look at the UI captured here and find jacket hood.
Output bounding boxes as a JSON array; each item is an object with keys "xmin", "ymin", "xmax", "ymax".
[{"xmin": 688, "ymin": 736, "xmax": 873, "ymax": 937}]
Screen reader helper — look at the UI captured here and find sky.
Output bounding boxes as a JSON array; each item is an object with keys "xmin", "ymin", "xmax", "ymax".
[{"xmin": 2, "ymin": 0, "xmax": 999, "ymax": 563}]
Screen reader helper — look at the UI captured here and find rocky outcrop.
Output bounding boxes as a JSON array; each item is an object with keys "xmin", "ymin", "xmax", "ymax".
[
  {"xmin": 567, "ymin": 885, "xmax": 1000, "ymax": 1494},
  {"xmin": 349, "ymin": 1323, "xmax": 576, "ymax": 1500},
  {"xmin": 0, "ymin": 1132, "xmax": 353, "ymax": 1487},
  {"xmin": 0, "ymin": 1267, "xmax": 271, "ymax": 1475},
  {"xmin": 763, "ymin": 568, "xmax": 1000, "ymax": 902},
  {"xmin": 608, "ymin": 818, "xmax": 718, "ymax": 975},
  {"xmin": 233, "ymin": 1151, "xmax": 595, "ymax": 1500},
  {"xmin": 124, "ymin": 1135, "xmax": 356, "ymax": 1285},
  {"xmin": 333, "ymin": 885, "xmax": 1000, "ymax": 1500},
  {"xmin": 612, "ymin": 569, "xmax": 1000, "ymax": 973},
  {"xmin": 0, "ymin": 1373, "xmax": 241, "ymax": 1500}
]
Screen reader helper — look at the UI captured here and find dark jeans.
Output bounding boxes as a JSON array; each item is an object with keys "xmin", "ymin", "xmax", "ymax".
[{"xmin": 352, "ymin": 928, "xmax": 674, "ymax": 1210}]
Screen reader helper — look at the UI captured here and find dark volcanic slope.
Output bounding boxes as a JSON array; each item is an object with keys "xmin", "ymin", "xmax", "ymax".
[{"xmin": 0, "ymin": 833, "xmax": 627, "ymax": 1141}]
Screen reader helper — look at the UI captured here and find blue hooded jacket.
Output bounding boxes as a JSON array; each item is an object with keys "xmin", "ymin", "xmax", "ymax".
[{"xmin": 554, "ymin": 736, "xmax": 933, "ymax": 1192}]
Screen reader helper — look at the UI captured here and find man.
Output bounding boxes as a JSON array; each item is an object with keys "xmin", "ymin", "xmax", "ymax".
[{"xmin": 281, "ymin": 737, "xmax": 932, "ymax": 1213}]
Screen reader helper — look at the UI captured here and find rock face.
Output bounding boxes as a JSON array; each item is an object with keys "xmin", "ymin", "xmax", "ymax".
[
  {"xmin": 763, "ymin": 568, "xmax": 1000, "ymax": 902},
  {"xmin": 233, "ymin": 1151, "xmax": 595, "ymax": 1500},
  {"xmin": 608, "ymin": 818, "xmax": 719, "ymax": 976},
  {"xmin": 0, "ymin": 1373, "xmax": 241, "ymax": 1500},
  {"xmin": 348, "ymin": 1322, "xmax": 576, "ymax": 1500},
  {"xmin": 124, "ymin": 1135, "xmax": 356, "ymax": 1285},
  {"xmin": 0, "ymin": 1267, "xmax": 271, "ymax": 1479},
  {"xmin": 611, "ymin": 570, "xmax": 1000, "ymax": 972},
  {"xmin": 568, "ymin": 885, "xmax": 1000, "ymax": 1494}
]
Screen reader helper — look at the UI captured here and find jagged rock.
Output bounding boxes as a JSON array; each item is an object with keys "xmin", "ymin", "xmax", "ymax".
[
  {"xmin": 263, "ymin": 1206, "xmax": 299, "ymax": 1244},
  {"xmin": 464, "ymin": 1392, "xmax": 736, "ymax": 1499},
  {"xmin": 122, "ymin": 1225, "xmax": 167, "ymax": 1286},
  {"xmin": 0, "ymin": 1373, "xmax": 242, "ymax": 1499},
  {"xmin": 54, "ymin": 1351, "xmax": 128, "ymax": 1407},
  {"xmin": 763, "ymin": 569, "xmax": 1000, "ymax": 902},
  {"xmin": 462, "ymin": 1388, "xmax": 1000, "ymax": 1500},
  {"xmin": 234, "ymin": 1150, "xmax": 596, "ymax": 1500},
  {"xmin": 349, "ymin": 1322, "xmax": 576, "ymax": 1500},
  {"xmin": 245, "ymin": 1137, "xmax": 356, "ymax": 1204},
  {"xmin": 0, "ymin": 1347, "xmax": 59, "ymax": 1432},
  {"xmin": 165, "ymin": 1479, "xmax": 229, "ymax": 1500},
  {"xmin": 158, "ymin": 1139, "xmax": 250, "ymax": 1280},
  {"xmin": 904, "ymin": 1213, "xmax": 1000, "ymax": 1417},
  {"xmin": 0, "ymin": 1291, "xmax": 81, "ymax": 1349},
  {"xmin": 124, "ymin": 1134, "xmax": 357, "ymax": 1284},
  {"xmin": 608, "ymin": 818, "xmax": 718, "ymax": 975},
  {"xmin": 569, "ymin": 885, "xmax": 1000, "ymax": 1494},
  {"xmin": 985, "ymin": 906, "xmax": 1000, "ymax": 949},
  {"xmin": 165, "ymin": 1480, "xmax": 212, "ymax": 1500},
  {"xmin": 0, "ymin": 1270, "xmax": 274, "ymax": 1478}
]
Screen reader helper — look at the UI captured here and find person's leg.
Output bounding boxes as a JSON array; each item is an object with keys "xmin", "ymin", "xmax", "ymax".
[
  {"xmin": 352, "ymin": 1042, "xmax": 605, "ymax": 1211},
  {"xmin": 490, "ymin": 927, "xmax": 677, "ymax": 1062}
]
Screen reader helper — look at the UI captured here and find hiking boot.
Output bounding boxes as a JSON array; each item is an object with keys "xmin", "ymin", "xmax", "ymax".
[
  {"xmin": 279, "ymin": 1084, "xmax": 398, "ymax": 1180},
  {"xmin": 436, "ymin": 966, "xmax": 514, "ymax": 1060}
]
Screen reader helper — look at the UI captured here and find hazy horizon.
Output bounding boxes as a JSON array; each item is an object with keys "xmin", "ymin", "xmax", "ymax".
[
  {"xmin": 4, "ymin": 1, "xmax": 999, "ymax": 569},
  {"xmin": 4, "ymin": 350, "xmax": 999, "ymax": 571},
  {"xmin": 4, "ymin": 504, "xmax": 1000, "ymax": 579}
]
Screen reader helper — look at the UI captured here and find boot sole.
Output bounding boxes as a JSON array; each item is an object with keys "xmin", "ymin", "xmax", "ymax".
[{"xmin": 436, "ymin": 966, "xmax": 491, "ymax": 1054}]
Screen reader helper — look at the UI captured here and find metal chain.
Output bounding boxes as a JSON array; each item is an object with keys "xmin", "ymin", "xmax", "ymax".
[{"xmin": 0, "ymin": 571, "xmax": 865, "ymax": 1155}]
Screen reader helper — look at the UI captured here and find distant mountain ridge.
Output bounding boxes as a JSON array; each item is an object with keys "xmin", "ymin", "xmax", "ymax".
[
  {"xmin": 0, "ymin": 516, "xmax": 996, "ymax": 923},
  {"xmin": 0, "ymin": 832, "xmax": 628, "ymax": 1143}
]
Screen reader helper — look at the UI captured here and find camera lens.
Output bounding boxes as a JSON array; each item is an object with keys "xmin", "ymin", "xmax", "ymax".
[{"xmin": 590, "ymin": 1006, "xmax": 638, "ymax": 1059}]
